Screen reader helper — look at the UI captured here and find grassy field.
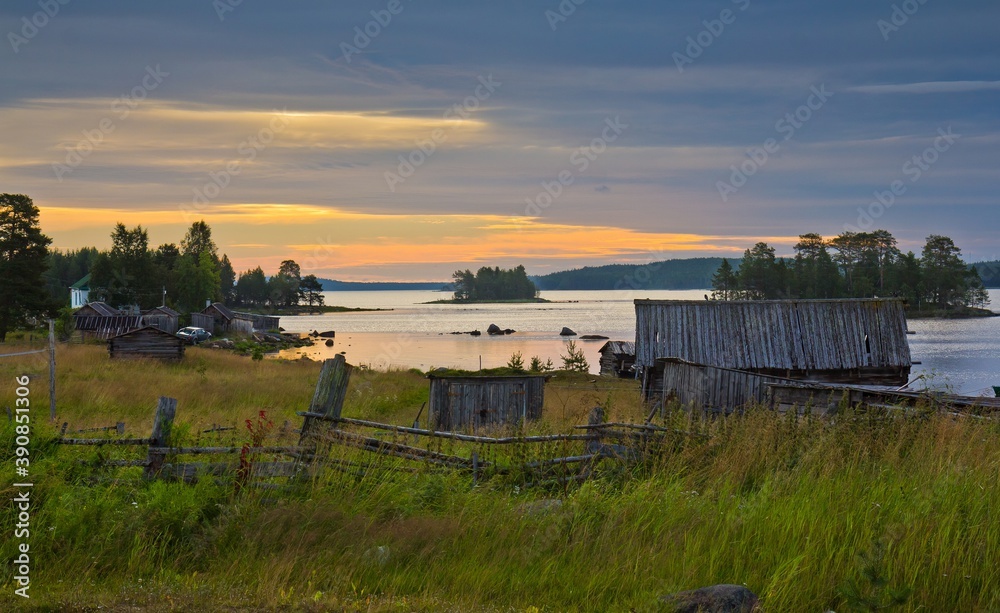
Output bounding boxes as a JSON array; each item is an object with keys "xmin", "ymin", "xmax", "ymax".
[{"xmin": 1, "ymin": 341, "xmax": 999, "ymax": 611}]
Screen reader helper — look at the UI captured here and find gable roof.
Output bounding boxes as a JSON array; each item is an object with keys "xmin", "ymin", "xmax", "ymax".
[
  {"xmin": 599, "ymin": 341, "xmax": 635, "ymax": 356},
  {"xmin": 202, "ymin": 302, "xmax": 235, "ymax": 320},
  {"xmin": 145, "ymin": 306, "xmax": 180, "ymax": 317},
  {"xmin": 70, "ymin": 273, "xmax": 91, "ymax": 290},
  {"xmin": 110, "ymin": 325, "xmax": 182, "ymax": 341},
  {"xmin": 74, "ymin": 301, "xmax": 119, "ymax": 317}
]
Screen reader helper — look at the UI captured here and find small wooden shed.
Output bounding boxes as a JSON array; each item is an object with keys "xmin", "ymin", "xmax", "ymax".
[
  {"xmin": 427, "ymin": 374, "xmax": 547, "ymax": 431},
  {"xmin": 143, "ymin": 306, "xmax": 180, "ymax": 335},
  {"xmin": 599, "ymin": 341, "xmax": 636, "ymax": 377},
  {"xmin": 195, "ymin": 302, "xmax": 253, "ymax": 337},
  {"xmin": 235, "ymin": 311, "xmax": 280, "ymax": 332},
  {"xmin": 108, "ymin": 326, "xmax": 185, "ymax": 360}
]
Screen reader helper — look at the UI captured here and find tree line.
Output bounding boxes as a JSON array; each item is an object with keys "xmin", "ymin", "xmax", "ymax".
[
  {"xmin": 711, "ymin": 230, "xmax": 990, "ymax": 311},
  {"xmin": 451, "ymin": 265, "xmax": 537, "ymax": 301},
  {"xmin": 44, "ymin": 218, "xmax": 325, "ymax": 314}
]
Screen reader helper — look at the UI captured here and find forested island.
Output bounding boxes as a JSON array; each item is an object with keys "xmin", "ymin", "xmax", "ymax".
[
  {"xmin": 710, "ymin": 230, "xmax": 993, "ymax": 317},
  {"xmin": 427, "ymin": 265, "xmax": 547, "ymax": 303}
]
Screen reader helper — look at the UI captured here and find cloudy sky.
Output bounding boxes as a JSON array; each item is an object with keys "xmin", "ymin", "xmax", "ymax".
[{"xmin": 2, "ymin": 0, "xmax": 998, "ymax": 280}]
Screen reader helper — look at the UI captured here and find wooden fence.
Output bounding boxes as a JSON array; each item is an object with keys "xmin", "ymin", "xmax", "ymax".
[{"xmin": 51, "ymin": 356, "xmax": 689, "ymax": 487}]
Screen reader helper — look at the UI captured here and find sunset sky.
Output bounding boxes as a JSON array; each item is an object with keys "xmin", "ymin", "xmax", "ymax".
[{"xmin": 2, "ymin": 0, "xmax": 998, "ymax": 280}]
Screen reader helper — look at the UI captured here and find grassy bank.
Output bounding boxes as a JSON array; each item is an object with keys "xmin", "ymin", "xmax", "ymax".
[{"xmin": 1, "ymin": 344, "xmax": 999, "ymax": 611}]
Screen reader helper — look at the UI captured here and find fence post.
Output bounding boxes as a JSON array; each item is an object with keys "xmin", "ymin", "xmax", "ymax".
[
  {"xmin": 48, "ymin": 319, "xmax": 56, "ymax": 421},
  {"xmin": 299, "ymin": 355, "xmax": 352, "ymax": 446},
  {"xmin": 145, "ymin": 397, "xmax": 177, "ymax": 479}
]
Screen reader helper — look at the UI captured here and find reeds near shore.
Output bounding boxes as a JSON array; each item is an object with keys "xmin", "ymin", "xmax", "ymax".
[{"xmin": 1, "ymin": 344, "xmax": 998, "ymax": 611}]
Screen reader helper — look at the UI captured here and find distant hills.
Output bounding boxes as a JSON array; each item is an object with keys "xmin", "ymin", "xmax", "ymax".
[
  {"xmin": 317, "ymin": 257, "xmax": 997, "ymax": 293},
  {"xmin": 532, "ymin": 257, "xmax": 723, "ymax": 291},
  {"xmin": 318, "ymin": 258, "xmax": 725, "ymax": 292},
  {"xmin": 972, "ymin": 261, "xmax": 1000, "ymax": 287},
  {"xmin": 318, "ymin": 279, "xmax": 449, "ymax": 291}
]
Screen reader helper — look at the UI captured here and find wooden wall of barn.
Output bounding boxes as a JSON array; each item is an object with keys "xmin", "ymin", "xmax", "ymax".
[
  {"xmin": 428, "ymin": 376, "xmax": 545, "ymax": 431},
  {"xmin": 653, "ymin": 358, "xmax": 791, "ymax": 415},
  {"xmin": 190, "ymin": 313, "xmax": 215, "ymax": 333},
  {"xmin": 108, "ymin": 328, "xmax": 185, "ymax": 360},
  {"xmin": 634, "ymin": 299, "xmax": 911, "ymax": 382},
  {"xmin": 144, "ymin": 314, "xmax": 179, "ymax": 334}
]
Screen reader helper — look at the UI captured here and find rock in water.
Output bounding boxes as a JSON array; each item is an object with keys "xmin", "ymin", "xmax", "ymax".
[
  {"xmin": 487, "ymin": 323, "xmax": 502, "ymax": 335},
  {"xmin": 560, "ymin": 327, "xmax": 577, "ymax": 336},
  {"xmin": 658, "ymin": 585, "xmax": 758, "ymax": 613}
]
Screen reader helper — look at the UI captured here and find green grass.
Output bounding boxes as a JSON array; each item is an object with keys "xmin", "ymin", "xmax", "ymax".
[{"xmin": 1, "ymin": 344, "xmax": 999, "ymax": 611}]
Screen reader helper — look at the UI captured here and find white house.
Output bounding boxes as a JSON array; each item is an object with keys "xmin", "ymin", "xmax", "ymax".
[{"xmin": 70, "ymin": 274, "xmax": 90, "ymax": 309}]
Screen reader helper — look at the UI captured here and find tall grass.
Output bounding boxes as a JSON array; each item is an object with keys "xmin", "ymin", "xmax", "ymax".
[{"xmin": 1, "ymin": 345, "xmax": 999, "ymax": 610}]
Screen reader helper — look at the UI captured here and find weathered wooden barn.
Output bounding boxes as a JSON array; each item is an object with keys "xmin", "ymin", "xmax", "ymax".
[
  {"xmin": 635, "ymin": 298, "xmax": 912, "ymax": 402},
  {"xmin": 235, "ymin": 311, "xmax": 280, "ymax": 332},
  {"xmin": 143, "ymin": 306, "xmax": 181, "ymax": 334},
  {"xmin": 598, "ymin": 341, "xmax": 636, "ymax": 377},
  {"xmin": 427, "ymin": 374, "xmax": 547, "ymax": 431},
  {"xmin": 108, "ymin": 326, "xmax": 185, "ymax": 360},
  {"xmin": 73, "ymin": 301, "xmax": 145, "ymax": 341},
  {"xmin": 193, "ymin": 303, "xmax": 254, "ymax": 337}
]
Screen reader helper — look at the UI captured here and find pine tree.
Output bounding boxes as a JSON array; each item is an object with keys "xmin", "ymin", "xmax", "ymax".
[
  {"xmin": 0, "ymin": 194, "xmax": 53, "ymax": 341},
  {"xmin": 710, "ymin": 258, "xmax": 739, "ymax": 300}
]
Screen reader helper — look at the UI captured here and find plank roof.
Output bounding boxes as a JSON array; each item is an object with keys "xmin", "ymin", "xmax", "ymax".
[{"xmin": 634, "ymin": 298, "xmax": 911, "ymax": 371}]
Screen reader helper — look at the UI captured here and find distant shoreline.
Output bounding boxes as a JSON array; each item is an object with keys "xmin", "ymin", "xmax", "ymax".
[{"xmin": 422, "ymin": 298, "xmax": 552, "ymax": 305}]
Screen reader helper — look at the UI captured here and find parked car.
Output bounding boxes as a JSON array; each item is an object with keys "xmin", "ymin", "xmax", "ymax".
[{"xmin": 176, "ymin": 326, "xmax": 212, "ymax": 344}]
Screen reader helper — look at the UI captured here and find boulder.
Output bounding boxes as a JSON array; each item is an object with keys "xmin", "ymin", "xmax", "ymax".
[
  {"xmin": 324, "ymin": 339, "xmax": 334, "ymax": 347},
  {"xmin": 579, "ymin": 334, "xmax": 609, "ymax": 340},
  {"xmin": 503, "ymin": 328, "xmax": 515, "ymax": 335},
  {"xmin": 559, "ymin": 327, "xmax": 577, "ymax": 336},
  {"xmin": 487, "ymin": 323, "xmax": 503, "ymax": 335},
  {"xmin": 469, "ymin": 330, "xmax": 481, "ymax": 336},
  {"xmin": 318, "ymin": 330, "xmax": 336, "ymax": 338},
  {"xmin": 658, "ymin": 585, "xmax": 759, "ymax": 613}
]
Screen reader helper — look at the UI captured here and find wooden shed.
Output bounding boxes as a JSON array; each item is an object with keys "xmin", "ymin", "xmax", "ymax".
[
  {"xmin": 599, "ymin": 341, "xmax": 636, "ymax": 377},
  {"xmin": 235, "ymin": 311, "xmax": 280, "ymax": 332},
  {"xmin": 195, "ymin": 302, "xmax": 253, "ymax": 337},
  {"xmin": 635, "ymin": 298, "xmax": 912, "ymax": 399},
  {"xmin": 427, "ymin": 374, "xmax": 547, "ymax": 431},
  {"xmin": 108, "ymin": 326, "xmax": 185, "ymax": 360},
  {"xmin": 143, "ymin": 306, "xmax": 180, "ymax": 334}
]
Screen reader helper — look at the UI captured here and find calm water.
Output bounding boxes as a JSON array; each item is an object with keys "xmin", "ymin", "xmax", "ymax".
[{"xmin": 276, "ymin": 289, "xmax": 1000, "ymax": 395}]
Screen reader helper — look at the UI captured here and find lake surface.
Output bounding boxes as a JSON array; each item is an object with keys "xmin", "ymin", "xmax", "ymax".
[{"xmin": 276, "ymin": 289, "xmax": 1000, "ymax": 396}]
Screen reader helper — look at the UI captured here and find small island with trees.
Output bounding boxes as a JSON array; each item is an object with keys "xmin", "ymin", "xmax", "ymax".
[{"xmin": 425, "ymin": 265, "xmax": 548, "ymax": 304}]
